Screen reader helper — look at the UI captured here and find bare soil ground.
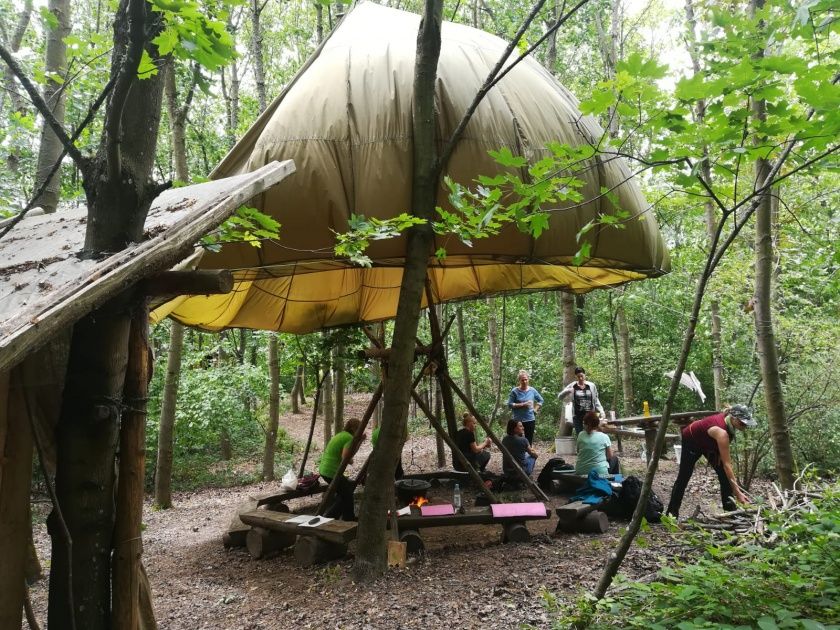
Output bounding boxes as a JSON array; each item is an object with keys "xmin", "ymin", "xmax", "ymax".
[{"xmin": 27, "ymin": 395, "xmax": 749, "ymax": 629}]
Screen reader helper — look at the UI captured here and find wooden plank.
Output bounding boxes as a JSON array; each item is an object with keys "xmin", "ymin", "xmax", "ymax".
[
  {"xmin": 401, "ymin": 471, "xmax": 470, "ymax": 482},
  {"xmin": 0, "ymin": 160, "xmax": 295, "ymax": 374},
  {"xmin": 239, "ymin": 510, "xmax": 357, "ymax": 544},
  {"xmin": 390, "ymin": 505, "xmax": 549, "ymax": 530},
  {"xmin": 607, "ymin": 410, "xmax": 716, "ymax": 427},
  {"xmin": 254, "ymin": 484, "xmax": 327, "ymax": 507},
  {"xmin": 555, "ymin": 501, "xmax": 597, "ymax": 519}
]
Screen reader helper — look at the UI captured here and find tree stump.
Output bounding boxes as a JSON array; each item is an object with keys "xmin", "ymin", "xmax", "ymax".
[
  {"xmin": 293, "ymin": 537, "xmax": 348, "ymax": 567},
  {"xmin": 501, "ymin": 522, "xmax": 531, "ymax": 543},
  {"xmin": 246, "ymin": 527, "xmax": 296, "ymax": 559},
  {"xmin": 399, "ymin": 529, "xmax": 425, "ymax": 554},
  {"xmin": 555, "ymin": 511, "xmax": 609, "ymax": 534}
]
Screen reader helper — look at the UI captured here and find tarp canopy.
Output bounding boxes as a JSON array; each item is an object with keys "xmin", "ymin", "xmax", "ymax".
[{"xmin": 160, "ymin": 1, "xmax": 670, "ymax": 334}]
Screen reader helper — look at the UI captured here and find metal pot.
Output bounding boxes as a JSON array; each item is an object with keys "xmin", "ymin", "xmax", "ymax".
[{"xmin": 394, "ymin": 478, "xmax": 431, "ymax": 505}]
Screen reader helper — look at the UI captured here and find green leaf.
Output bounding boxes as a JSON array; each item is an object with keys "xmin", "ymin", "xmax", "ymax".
[
  {"xmin": 580, "ymin": 88, "xmax": 616, "ymax": 115},
  {"xmin": 488, "ymin": 147, "xmax": 527, "ymax": 168},
  {"xmin": 137, "ymin": 50, "xmax": 159, "ymax": 79},
  {"xmin": 756, "ymin": 617, "xmax": 779, "ymax": 630},
  {"xmin": 39, "ymin": 7, "xmax": 59, "ymax": 30}
]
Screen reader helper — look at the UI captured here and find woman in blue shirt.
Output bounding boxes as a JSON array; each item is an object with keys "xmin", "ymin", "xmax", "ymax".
[
  {"xmin": 575, "ymin": 411, "xmax": 619, "ymax": 476},
  {"xmin": 507, "ymin": 369, "xmax": 543, "ymax": 444}
]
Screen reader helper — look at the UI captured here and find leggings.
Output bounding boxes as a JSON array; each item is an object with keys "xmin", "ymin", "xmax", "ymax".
[
  {"xmin": 322, "ymin": 475, "xmax": 356, "ymax": 521},
  {"xmin": 666, "ymin": 439, "xmax": 736, "ymax": 518}
]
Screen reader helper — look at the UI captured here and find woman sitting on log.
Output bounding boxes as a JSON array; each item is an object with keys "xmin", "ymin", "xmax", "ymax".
[
  {"xmin": 502, "ymin": 419, "xmax": 538, "ymax": 476},
  {"xmin": 319, "ymin": 417, "xmax": 364, "ymax": 520},
  {"xmin": 575, "ymin": 411, "xmax": 620, "ymax": 476}
]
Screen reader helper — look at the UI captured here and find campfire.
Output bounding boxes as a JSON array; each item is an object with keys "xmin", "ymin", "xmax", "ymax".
[{"xmin": 409, "ymin": 496, "xmax": 429, "ymax": 508}]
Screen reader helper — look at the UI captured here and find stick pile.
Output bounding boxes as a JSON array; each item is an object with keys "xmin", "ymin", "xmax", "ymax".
[{"xmin": 684, "ymin": 480, "xmax": 828, "ymax": 543}]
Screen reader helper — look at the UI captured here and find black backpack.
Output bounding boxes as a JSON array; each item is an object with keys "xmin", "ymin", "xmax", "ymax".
[
  {"xmin": 604, "ymin": 475, "xmax": 664, "ymax": 523},
  {"xmin": 536, "ymin": 457, "xmax": 570, "ymax": 491}
]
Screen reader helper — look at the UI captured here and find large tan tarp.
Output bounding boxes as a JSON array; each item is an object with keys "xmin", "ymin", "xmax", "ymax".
[{"xmin": 162, "ymin": 1, "xmax": 669, "ymax": 333}]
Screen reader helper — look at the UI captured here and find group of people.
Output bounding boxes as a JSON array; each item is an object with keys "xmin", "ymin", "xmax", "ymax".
[
  {"xmin": 318, "ymin": 366, "xmax": 757, "ymax": 521},
  {"xmin": 451, "ymin": 366, "xmax": 614, "ymax": 479},
  {"xmin": 454, "ymin": 365, "xmax": 756, "ymax": 518}
]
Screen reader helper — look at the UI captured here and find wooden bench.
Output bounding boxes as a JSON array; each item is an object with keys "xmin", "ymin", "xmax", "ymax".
[
  {"xmin": 254, "ymin": 483, "xmax": 327, "ymax": 509},
  {"xmin": 388, "ymin": 502, "xmax": 550, "ymax": 552},
  {"xmin": 552, "ymin": 471, "xmax": 619, "ymax": 493},
  {"xmin": 554, "ymin": 500, "xmax": 609, "ymax": 534},
  {"xmin": 222, "ymin": 484, "xmax": 329, "ymax": 549},
  {"xmin": 239, "ymin": 509, "xmax": 358, "ymax": 566}
]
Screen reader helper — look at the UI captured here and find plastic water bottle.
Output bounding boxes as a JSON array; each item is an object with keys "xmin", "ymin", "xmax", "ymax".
[{"xmin": 453, "ymin": 483, "xmax": 462, "ymax": 513}]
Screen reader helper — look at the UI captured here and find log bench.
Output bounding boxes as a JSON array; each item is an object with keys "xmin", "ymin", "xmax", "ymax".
[
  {"xmin": 239, "ymin": 509, "xmax": 358, "ymax": 566},
  {"xmin": 222, "ymin": 484, "xmax": 329, "ymax": 549},
  {"xmin": 388, "ymin": 502, "xmax": 550, "ymax": 552},
  {"xmin": 552, "ymin": 471, "xmax": 619, "ymax": 493},
  {"xmin": 554, "ymin": 500, "xmax": 609, "ymax": 534}
]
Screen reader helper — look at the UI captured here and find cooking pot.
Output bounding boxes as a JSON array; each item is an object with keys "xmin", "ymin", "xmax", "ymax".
[{"xmin": 394, "ymin": 478, "xmax": 431, "ymax": 505}]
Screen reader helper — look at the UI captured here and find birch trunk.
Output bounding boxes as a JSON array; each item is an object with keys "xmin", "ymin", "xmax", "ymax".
[
  {"xmin": 262, "ymin": 334, "xmax": 281, "ymax": 480},
  {"xmin": 153, "ymin": 321, "xmax": 183, "ymax": 508},
  {"xmin": 32, "ymin": 0, "xmax": 71, "ymax": 213}
]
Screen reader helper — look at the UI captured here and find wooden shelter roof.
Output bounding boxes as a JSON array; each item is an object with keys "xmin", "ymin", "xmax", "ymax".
[{"xmin": 0, "ymin": 161, "xmax": 295, "ymax": 374}]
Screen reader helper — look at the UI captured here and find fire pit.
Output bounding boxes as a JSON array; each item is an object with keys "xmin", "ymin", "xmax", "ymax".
[{"xmin": 394, "ymin": 478, "xmax": 431, "ymax": 506}]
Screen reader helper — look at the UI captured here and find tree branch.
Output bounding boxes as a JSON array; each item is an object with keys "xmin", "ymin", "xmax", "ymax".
[
  {"xmin": 0, "ymin": 41, "xmax": 86, "ymax": 169},
  {"xmin": 439, "ymin": 0, "xmax": 593, "ymax": 171},
  {"xmin": 0, "ymin": 74, "xmax": 116, "ymax": 241}
]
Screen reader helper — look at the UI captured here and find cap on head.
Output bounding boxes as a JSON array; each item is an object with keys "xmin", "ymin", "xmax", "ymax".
[
  {"xmin": 728, "ymin": 404, "xmax": 755, "ymax": 427},
  {"xmin": 574, "ymin": 367, "xmax": 585, "ymax": 375}
]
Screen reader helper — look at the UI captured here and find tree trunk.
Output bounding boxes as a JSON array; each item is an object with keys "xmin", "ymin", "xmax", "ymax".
[
  {"xmin": 291, "ymin": 364, "xmax": 303, "ymax": 414},
  {"xmin": 561, "ymin": 292, "xmax": 576, "ymax": 383},
  {"xmin": 616, "ymin": 300, "xmax": 634, "ymax": 416},
  {"xmin": 686, "ymin": 0, "xmax": 726, "ymax": 409},
  {"xmin": 32, "ymin": 0, "xmax": 71, "ymax": 213},
  {"xmin": 455, "ymin": 305, "xmax": 473, "ymax": 402},
  {"xmin": 164, "ymin": 59, "xmax": 189, "ymax": 183},
  {"xmin": 49, "ymin": 307, "xmax": 129, "ymax": 629},
  {"xmin": 751, "ymin": 7, "xmax": 793, "ymax": 487},
  {"xmin": 49, "ymin": 2, "xmax": 167, "ymax": 621},
  {"xmin": 322, "ymin": 365, "xmax": 335, "ymax": 449},
  {"xmin": 262, "ymin": 334, "xmax": 281, "ymax": 480},
  {"xmin": 250, "ymin": 0, "xmax": 267, "ymax": 112},
  {"xmin": 434, "ymin": 381, "xmax": 445, "ymax": 467},
  {"xmin": 353, "ymin": 0, "xmax": 443, "ymax": 582},
  {"xmin": 487, "ymin": 297, "xmax": 500, "ymax": 400},
  {"xmin": 219, "ymin": 427, "xmax": 232, "ymax": 461},
  {"xmin": 333, "ymin": 342, "xmax": 345, "ymax": 431},
  {"xmin": 153, "ymin": 321, "xmax": 183, "ymax": 508},
  {"xmin": 1, "ymin": 0, "xmax": 33, "ymax": 173}
]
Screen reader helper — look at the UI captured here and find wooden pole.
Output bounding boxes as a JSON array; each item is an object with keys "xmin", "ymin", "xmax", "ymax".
[
  {"xmin": 298, "ymin": 369, "xmax": 329, "ymax": 477},
  {"xmin": 139, "ymin": 270, "xmax": 233, "ymax": 298},
  {"xmin": 425, "ymin": 285, "xmax": 458, "ymax": 438},
  {"xmin": 408, "ymin": 388, "xmax": 498, "ymax": 504},
  {"xmin": 0, "ymin": 367, "xmax": 33, "ymax": 630},
  {"xmin": 443, "ymin": 372, "xmax": 549, "ymax": 503},
  {"xmin": 112, "ymin": 302, "xmax": 151, "ymax": 630}
]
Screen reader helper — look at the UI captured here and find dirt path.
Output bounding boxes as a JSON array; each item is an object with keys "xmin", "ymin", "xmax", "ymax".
[{"xmin": 26, "ymin": 397, "xmax": 737, "ymax": 629}]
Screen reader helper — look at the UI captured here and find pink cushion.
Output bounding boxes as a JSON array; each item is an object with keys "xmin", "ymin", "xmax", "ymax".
[
  {"xmin": 491, "ymin": 502, "xmax": 547, "ymax": 518},
  {"xmin": 420, "ymin": 504, "xmax": 455, "ymax": 517}
]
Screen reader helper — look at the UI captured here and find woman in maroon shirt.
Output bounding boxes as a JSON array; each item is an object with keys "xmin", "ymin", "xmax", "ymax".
[{"xmin": 666, "ymin": 405, "xmax": 755, "ymax": 518}]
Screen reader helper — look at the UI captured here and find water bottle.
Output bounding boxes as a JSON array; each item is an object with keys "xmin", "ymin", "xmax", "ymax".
[{"xmin": 453, "ymin": 483, "xmax": 462, "ymax": 513}]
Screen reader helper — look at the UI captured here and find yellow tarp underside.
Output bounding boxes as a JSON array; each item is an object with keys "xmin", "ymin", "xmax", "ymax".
[
  {"xmin": 161, "ymin": 2, "xmax": 670, "ymax": 333},
  {"xmin": 154, "ymin": 262, "xmax": 648, "ymax": 333}
]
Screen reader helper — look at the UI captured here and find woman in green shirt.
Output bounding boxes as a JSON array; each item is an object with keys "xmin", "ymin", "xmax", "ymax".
[
  {"xmin": 575, "ymin": 411, "xmax": 619, "ymax": 476},
  {"xmin": 319, "ymin": 417, "xmax": 363, "ymax": 520}
]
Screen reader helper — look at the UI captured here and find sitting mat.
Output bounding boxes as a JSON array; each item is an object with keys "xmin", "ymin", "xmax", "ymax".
[{"xmin": 491, "ymin": 502, "xmax": 546, "ymax": 518}]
